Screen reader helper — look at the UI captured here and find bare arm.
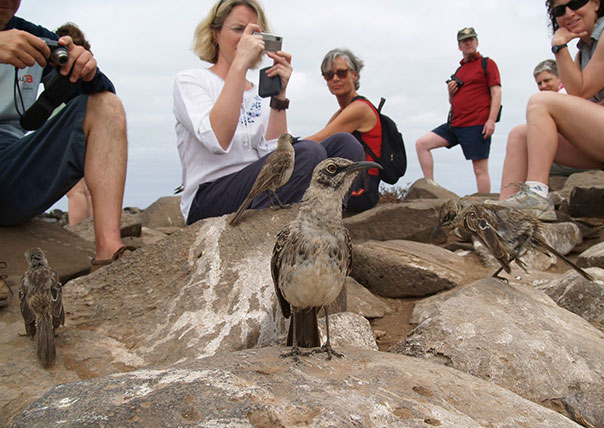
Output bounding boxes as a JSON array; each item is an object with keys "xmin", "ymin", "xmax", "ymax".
[
  {"xmin": 305, "ymin": 101, "xmax": 376, "ymax": 142},
  {"xmin": 482, "ymin": 85, "xmax": 501, "ymax": 138},
  {"xmin": 554, "ymin": 27, "xmax": 604, "ymax": 99},
  {"xmin": 209, "ymin": 24, "xmax": 264, "ymax": 150}
]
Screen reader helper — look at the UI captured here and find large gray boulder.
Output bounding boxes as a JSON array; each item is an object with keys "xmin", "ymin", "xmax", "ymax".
[
  {"xmin": 392, "ymin": 279, "xmax": 604, "ymax": 428},
  {"xmin": 13, "ymin": 347, "xmax": 581, "ymax": 428},
  {"xmin": 351, "ymin": 240, "xmax": 488, "ymax": 298}
]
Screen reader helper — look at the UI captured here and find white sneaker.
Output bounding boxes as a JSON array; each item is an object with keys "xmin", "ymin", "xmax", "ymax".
[{"xmin": 488, "ymin": 185, "xmax": 556, "ymax": 221}]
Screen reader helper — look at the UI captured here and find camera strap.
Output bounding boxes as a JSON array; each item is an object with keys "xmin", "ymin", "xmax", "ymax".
[{"xmin": 13, "ymin": 67, "xmax": 27, "ymax": 118}]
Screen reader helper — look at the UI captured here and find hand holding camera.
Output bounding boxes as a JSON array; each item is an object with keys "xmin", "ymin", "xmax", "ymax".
[{"xmin": 446, "ymin": 75, "xmax": 464, "ymax": 87}]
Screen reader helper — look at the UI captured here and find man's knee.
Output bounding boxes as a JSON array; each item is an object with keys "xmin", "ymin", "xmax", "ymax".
[
  {"xmin": 85, "ymin": 92, "xmax": 126, "ymax": 131},
  {"xmin": 416, "ymin": 132, "xmax": 444, "ymax": 152}
]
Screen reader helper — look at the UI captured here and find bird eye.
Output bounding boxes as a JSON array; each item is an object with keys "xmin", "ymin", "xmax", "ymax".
[{"xmin": 326, "ymin": 164, "xmax": 337, "ymax": 174}]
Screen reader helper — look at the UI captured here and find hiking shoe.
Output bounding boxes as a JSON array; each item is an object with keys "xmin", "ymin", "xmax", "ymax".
[{"xmin": 487, "ymin": 185, "xmax": 556, "ymax": 221}]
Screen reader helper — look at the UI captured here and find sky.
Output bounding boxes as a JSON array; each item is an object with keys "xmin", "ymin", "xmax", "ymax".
[{"xmin": 17, "ymin": 0, "xmax": 570, "ymax": 211}]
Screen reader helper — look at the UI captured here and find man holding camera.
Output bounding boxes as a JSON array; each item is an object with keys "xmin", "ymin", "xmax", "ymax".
[
  {"xmin": 415, "ymin": 27, "xmax": 502, "ymax": 193},
  {"xmin": 0, "ymin": 0, "xmax": 131, "ymax": 272}
]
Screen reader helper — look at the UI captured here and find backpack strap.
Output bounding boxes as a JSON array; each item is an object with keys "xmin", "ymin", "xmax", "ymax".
[{"xmin": 481, "ymin": 56, "xmax": 489, "ymax": 77}]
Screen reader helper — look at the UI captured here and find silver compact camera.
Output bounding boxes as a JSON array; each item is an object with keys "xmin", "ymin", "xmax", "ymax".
[
  {"xmin": 254, "ymin": 32, "xmax": 283, "ymax": 52},
  {"xmin": 40, "ymin": 38, "xmax": 69, "ymax": 66}
]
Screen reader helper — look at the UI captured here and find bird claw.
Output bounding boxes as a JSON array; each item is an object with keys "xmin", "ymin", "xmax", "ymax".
[
  {"xmin": 270, "ymin": 203, "xmax": 291, "ymax": 210},
  {"xmin": 310, "ymin": 344, "xmax": 344, "ymax": 360},
  {"xmin": 492, "ymin": 274, "xmax": 509, "ymax": 283},
  {"xmin": 280, "ymin": 346, "xmax": 313, "ymax": 362}
]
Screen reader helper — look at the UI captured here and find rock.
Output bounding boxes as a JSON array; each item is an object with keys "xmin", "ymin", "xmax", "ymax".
[
  {"xmin": 344, "ymin": 199, "xmax": 444, "ymax": 243},
  {"xmin": 570, "ymin": 187, "xmax": 604, "ymax": 218},
  {"xmin": 13, "ymin": 347, "xmax": 581, "ymax": 428},
  {"xmin": 578, "ymin": 241, "xmax": 604, "ymax": 269},
  {"xmin": 535, "ymin": 267, "xmax": 604, "ymax": 329},
  {"xmin": 346, "ymin": 277, "xmax": 393, "ymax": 318},
  {"xmin": 141, "ymin": 196, "xmax": 185, "ymax": 229},
  {"xmin": 318, "ymin": 312, "xmax": 378, "ymax": 351},
  {"xmin": 559, "ymin": 170, "xmax": 604, "ymax": 199},
  {"xmin": 64, "ymin": 210, "xmax": 143, "ymax": 242},
  {"xmin": 351, "ymin": 240, "xmax": 487, "ymax": 298},
  {"xmin": 0, "ymin": 218, "xmax": 95, "ymax": 284},
  {"xmin": 404, "ymin": 178, "xmax": 458, "ymax": 200},
  {"xmin": 392, "ymin": 279, "xmax": 604, "ymax": 428}
]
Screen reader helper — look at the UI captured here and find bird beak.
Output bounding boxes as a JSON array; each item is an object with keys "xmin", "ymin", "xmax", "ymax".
[{"xmin": 344, "ymin": 161, "xmax": 382, "ymax": 173}]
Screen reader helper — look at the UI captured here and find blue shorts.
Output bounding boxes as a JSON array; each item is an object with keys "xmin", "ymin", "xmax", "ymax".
[
  {"xmin": 0, "ymin": 95, "xmax": 88, "ymax": 226},
  {"xmin": 432, "ymin": 123, "xmax": 491, "ymax": 160}
]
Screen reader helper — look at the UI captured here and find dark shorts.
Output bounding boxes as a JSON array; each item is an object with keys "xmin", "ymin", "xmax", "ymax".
[
  {"xmin": 432, "ymin": 123, "xmax": 491, "ymax": 160},
  {"xmin": 0, "ymin": 95, "xmax": 89, "ymax": 226}
]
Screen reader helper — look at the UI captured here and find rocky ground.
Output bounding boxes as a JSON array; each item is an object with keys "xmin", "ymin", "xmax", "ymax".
[{"xmin": 1, "ymin": 171, "xmax": 604, "ymax": 427}]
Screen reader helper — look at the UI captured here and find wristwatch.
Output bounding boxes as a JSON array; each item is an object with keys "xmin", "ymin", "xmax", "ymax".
[
  {"xmin": 551, "ymin": 44, "xmax": 568, "ymax": 54},
  {"xmin": 270, "ymin": 97, "xmax": 290, "ymax": 111}
]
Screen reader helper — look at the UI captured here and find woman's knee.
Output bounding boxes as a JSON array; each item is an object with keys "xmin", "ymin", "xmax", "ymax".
[
  {"xmin": 293, "ymin": 140, "xmax": 327, "ymax": 174},
  {"xmin": 323, "ymin": 132, "xmax": 364, "ymax": 161}
]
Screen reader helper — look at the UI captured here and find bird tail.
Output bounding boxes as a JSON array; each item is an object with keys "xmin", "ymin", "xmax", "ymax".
[
  {"xmin": 228, "ymin": 195, "xmax": 254, "ymax": 226},
  {"xmin": 36, "ymin": 312, "xmax": 56, "ymax": 367},
  {"xmin": 535, "ymin": 239, "xmax": 594, "ymax": 281},
  {"xmin": 287, "ymin": 308, "xmax": 320, "ymax": 348}
]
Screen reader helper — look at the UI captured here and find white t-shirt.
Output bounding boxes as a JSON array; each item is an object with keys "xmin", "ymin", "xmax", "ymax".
[{"xmin": 173, "ymin": 68, "xmax": 276, "ymax": 218}]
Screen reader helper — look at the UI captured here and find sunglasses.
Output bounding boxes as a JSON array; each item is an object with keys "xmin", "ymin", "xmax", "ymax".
[
  {"xmin": 322, "ymin": 69, "xmax": 349, "ymax": 81},
  {"xmin": 553, "ymin": 0, "xmax": 589, "ymax": 17}
]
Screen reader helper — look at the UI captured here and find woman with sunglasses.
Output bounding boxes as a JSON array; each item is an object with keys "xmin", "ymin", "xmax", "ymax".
[
  {"xmin": 495, "ymin": 0, "xmax": 604, "ymax": 219},
  {"xmin": 306, "ymin": 49, "xmax": 382, "ymax": 212},
  {"xmin": 174, "ymin": 0, "xmax": 364, "ymax": 224}
]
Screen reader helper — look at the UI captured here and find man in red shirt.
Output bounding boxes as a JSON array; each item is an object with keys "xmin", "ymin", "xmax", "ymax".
[{"xmin": 415, "ymin": 27, "xmax": 502, "ymax": 193}]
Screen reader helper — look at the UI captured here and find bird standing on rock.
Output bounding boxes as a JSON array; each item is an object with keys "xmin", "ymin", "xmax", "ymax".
[
  {"xmin": 271, "ymin": 157, "xmax": 382, "ymax": 361},
  {"xmin": 228, "ymin": 133, "xmax": 296, "ymax": 226},
  {"xmin": 19, "ymin": 248, "xmax": 65, "ymax": 367},
  {"xmin": 436, "ymin": 200, "xmax": 593, "ymax": 281}
]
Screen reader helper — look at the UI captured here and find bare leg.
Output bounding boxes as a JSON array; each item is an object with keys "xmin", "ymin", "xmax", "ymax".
[
  {"xmin": 525, "ymin": 92, "xmax": 604, "ymax": 184},
  {"xmin": 472, "ymin": 158, "xmax": 490, "ymax": 193},
  {"xmin": 66, "ymin": 178, "xmax": 93, "ymax": 225},
  {"xmin": 415, "ymin": 132, "xmax": 449, "ymax": 181},
  {"xmin": 82, "ymin": 92, "xmax": 127, "ymax": 261},
  {"xmin": 499, "ymin": 125, "xmax": 529, "ymax": 200}
]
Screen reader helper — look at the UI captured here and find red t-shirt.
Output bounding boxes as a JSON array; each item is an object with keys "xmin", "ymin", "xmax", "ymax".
[
  {"xmin": 353, "ymin": 98, "xmax": 382, "ymax": 176},
  {"xmin": 451, "ymin": 55, "xmax": 501, "ymax": 127}
]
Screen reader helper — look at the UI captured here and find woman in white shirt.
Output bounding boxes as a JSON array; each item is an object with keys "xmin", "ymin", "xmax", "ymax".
[{"xmin": 174, "ymin": 0, "xmax": 363, "ymax": 224}]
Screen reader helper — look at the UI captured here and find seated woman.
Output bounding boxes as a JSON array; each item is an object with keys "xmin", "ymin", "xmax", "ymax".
[
  {"xmin": 174, "ymin": 0, "xmax": 364, "ymax": 225},
  {"xmin": 497, "ymin": 0, "xmax": 604, "ymax": 219},
  {"xmin": 306, "ymin": 49, "xmax": 383, "ymax": 212}
]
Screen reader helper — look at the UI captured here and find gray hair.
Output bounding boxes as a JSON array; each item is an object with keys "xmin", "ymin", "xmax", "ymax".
[
  {"xmin": 533, "ymin": 59, "xmax": 558, "ymax": 77},
  {"xmin": 320, "ymin": 48, "xmax": 364, "ymax": 90}
]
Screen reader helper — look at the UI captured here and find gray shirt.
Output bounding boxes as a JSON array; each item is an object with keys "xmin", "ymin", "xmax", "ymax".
[
  {"xmin": 0, "ymin": 63, "xmax": 43, "ymax": 139},
  {"xmin": 577, "ymin": 16, "xmax": 604, "ymax": 103}
]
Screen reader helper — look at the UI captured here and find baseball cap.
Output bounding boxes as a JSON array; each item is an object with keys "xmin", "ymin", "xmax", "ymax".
[{"xmin": 457, "ymin": 27, "xmax": 478, "ymax": 41}]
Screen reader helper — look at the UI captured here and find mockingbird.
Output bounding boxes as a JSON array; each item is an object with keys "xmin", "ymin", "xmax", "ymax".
[
  {"xmin": 228, "ymin": 133, "xmax": 295, "ymax": 226},
  {"xmin": 19, "ymin": 248, "xmax": 65, "ymax": 367},
  {"xmin": 436, "ymin": 199, "xmax": 593, "ymax": 281},
  {"xmin": 271, "ymin": 157, "xmax": 381, "ymax": 361}
]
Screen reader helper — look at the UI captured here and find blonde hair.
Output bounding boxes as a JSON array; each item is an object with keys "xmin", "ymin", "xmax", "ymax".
[{"xmin": 192, "ymin": 0, "xmax": 271, "ymax": 64}]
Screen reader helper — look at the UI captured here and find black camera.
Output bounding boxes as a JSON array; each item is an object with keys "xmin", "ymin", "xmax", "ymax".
[
  {"xmin": 446, "ymin": 75, "xmax": 464, "ymax": 87},
  {"xmin": 41, "ymin": 37, "xmax": 69, "ymax": 66}
]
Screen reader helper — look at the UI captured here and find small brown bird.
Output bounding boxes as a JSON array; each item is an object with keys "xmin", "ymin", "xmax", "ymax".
[
  {"xmin": 19, "ymin": 248, "xmax": 65, "ymax": 367},
  {"xmin": 272, "ymin": 157, "xmax": 381, "ymax": 361},
  {"xmin": 436, "ymin": 199, "xmax": 593, "ymax": 281},
  {"xmin": 228, "ymin": 133, "xmax": 296, "ymax": 226}
]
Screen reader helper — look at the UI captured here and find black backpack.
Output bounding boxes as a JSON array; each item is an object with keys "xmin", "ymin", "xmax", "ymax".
[{"xmin": 352, "ymin": 96, "xmax": 407, "ymax": 185}]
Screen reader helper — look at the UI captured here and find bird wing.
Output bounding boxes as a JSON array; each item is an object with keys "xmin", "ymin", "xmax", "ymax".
[
  {"xmin": 50, "ymin": 270, "xmax": 65, "ymax": 329},
  {"xmin": 345, "ymin": 227, "xmax": 352, "ymax": 277},
  {"xmin": 19, "ymin": 275, "xmax": 36, "ymax": 337},
  {"xmin": 271, "ymin": 224, "xmax": 293, "ymax": 318},
  {"xmin": 463, "ymin": 207, "xmax": 512, "ymax": 274}
]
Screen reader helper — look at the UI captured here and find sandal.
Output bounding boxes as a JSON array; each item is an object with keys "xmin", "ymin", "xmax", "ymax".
[{"xmin": 90, "ymin": 245, "xmax": 137, "ymax": 273}]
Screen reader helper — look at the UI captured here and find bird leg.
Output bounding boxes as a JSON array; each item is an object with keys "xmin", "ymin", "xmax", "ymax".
[
  {"xmin": 280, "ymin": 313, "xmax": 312, "ymax": 362},
  {"xmin": 490, "ymin": 267, "xmax": 509, "ymax": 283},
  {"xmin": 311, "ymin": 308, "xmax": 344, "ymax": 360},
  {"xmin": 267, "ymin": 190, "xmax": 290, "ymax": 210}
]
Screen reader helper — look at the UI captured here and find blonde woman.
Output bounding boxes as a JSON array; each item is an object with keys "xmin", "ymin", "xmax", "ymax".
[{"xmin": 174, "ymin": 0, "xmax": 363, "ymax": 224}]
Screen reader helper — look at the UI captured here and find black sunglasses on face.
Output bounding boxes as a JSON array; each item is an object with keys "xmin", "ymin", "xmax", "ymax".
[
  {"xmin": 553, "ymin": 0, "xmax": 589, "ymax": 17},
  {"xmin": 322, "ymin": 69, "xmax": 349, "ymax": 81}
]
